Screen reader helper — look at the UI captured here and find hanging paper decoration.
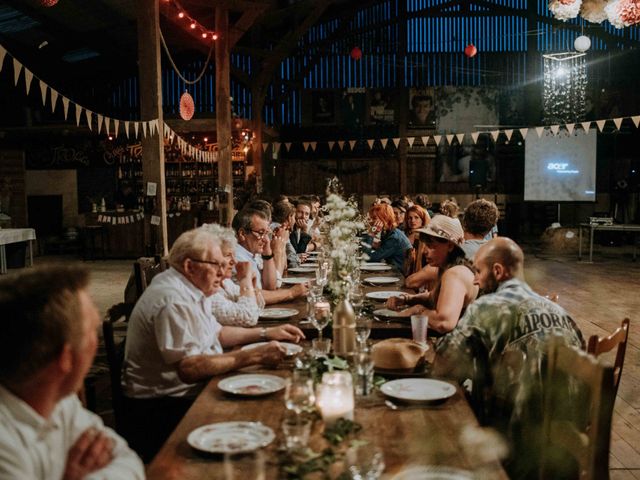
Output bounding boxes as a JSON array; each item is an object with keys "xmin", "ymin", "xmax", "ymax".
[
  {"xmin": 179, "ymin": 91, "xmax": 195, "ymax": 120},
  {"xmin": 580, "ymin": 0, "xmax": 608, "ymax": 23},
  {"xmin": 549, "ymin": 0, "xmax": 582, "ymax": 21},
  {"xmin": 350, "ymin": 46, "xmax": 362, "ymax": 60},
  {"xmin": 574, "ymin": 35, "xmax": 591, "ymax": 52},
  {"xmin": 464, "ymin": 44, "xmax": 478, "ymax": 58},
  {"xmin": 40, "ymin": 0, "xmax": 59, "ymax": 6},
  {"xmin": 605, "ymin": 0, "xmax": 640, "ymax": 28}
]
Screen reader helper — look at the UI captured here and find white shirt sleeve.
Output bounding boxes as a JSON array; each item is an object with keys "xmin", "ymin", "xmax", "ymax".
[{"xmin": 210, "ymin": 290, "xmax": 260, "ymax": 327}]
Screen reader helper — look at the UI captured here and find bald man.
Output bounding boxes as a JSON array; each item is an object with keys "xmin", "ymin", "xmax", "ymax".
[{"xmin": 433, "ymin": 237, "xmax": 584, "ymax": 478}]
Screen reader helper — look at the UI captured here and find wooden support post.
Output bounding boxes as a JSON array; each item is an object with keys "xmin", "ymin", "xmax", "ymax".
[
  {"xmin": 137, "ymin": 0, "xmax": 168, "ymax": 255},
  {"xmin": 216, "ymin": 6, "xmax": 233, "ymax": 226}
]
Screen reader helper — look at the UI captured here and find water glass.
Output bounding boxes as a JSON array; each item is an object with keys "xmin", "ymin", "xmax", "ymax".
[
  {"xmin": 411, "ymin": 314, "xmax": 428, "ymax": 346},
  {"xmin": 352, "ymin": 350, "xmax": 375, "ymax": 396},
  {"xmin": 284, "ymin": 371, "xmax": 316, "ymax": 414},
  {"xmin": 355, "ymin": 315, "xmax": 372, "ymax": 347},
  {"xmin": 224, "ymin": 450, "xmax": 266, "ymax": 480},
  {"xmin": 350, "ymin": 285, "xmax": 365, "ymax": 313},
  {"xmin": 312, "ymin": 297, "xmax": 331, "ymax": 340},
  {"xmin": 315, "ymin": 262, "xmax": 329, "ymax": 287},
  {"xmin": 281, "ymin": 411, "xmax": 312, "ymax": 451},
  {"xmin": 311, "ymin": 338, "xmax": 332, "ymax": 357},
  {"xmin": 345, "ymin": 444, "xmax": 385, "ymax": 480}
]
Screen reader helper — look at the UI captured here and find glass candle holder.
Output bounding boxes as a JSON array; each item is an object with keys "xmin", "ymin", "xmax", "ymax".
[{"xmin": 315, "ymin": 371, "xmax": 354, "ymax": 426}]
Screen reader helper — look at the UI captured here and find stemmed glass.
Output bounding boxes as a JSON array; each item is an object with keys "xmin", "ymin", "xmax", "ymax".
[
  {"xmin": 350, "ymin": 285, "xmax": 365, "ymax": 314},
  {"xmin": 312, "ymin": 296, "xmax": 331, "ymax": 341},
  {"xmin": 315, "ymin": 261, "xmax": 329, "ymax": 288},
  {"xmin": 355, "ymin": 315, "xmax": 372, "ymax": 348},
  {"xmin": 284, "ymin": 370, "xmax": 316, "ymax": 414}
]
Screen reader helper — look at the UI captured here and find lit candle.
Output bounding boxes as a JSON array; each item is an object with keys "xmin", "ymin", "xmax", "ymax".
[{"xmin": 315, "ymin": 371, "xmax": 354, "ymax": 426}]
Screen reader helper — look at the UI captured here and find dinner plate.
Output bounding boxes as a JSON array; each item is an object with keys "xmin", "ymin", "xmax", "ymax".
[
  {"xmin": 281, "ymin": 277, "xmax": 313, "ymax": 285},
  {"xmin": 259, "ymin": 307, "xmax": 299, "ymax": 320},
  {"xmin": 380, "ymin": 379, "xmax": 456, "ymax": 403},
  {"xmin": 360, "ymin": 264, "xmax": 392, "ymax": 272},
  {"xmin": 364, "ymin": 276, "xmax": 400, "ymax": 285},
  {"xmin": 288, "ymin": 267, "xmax": 316, "ymax": 274},
  {"xmin": 218, "ymin": 374, "xmax": 287, "ymax": 396},
  {"xmin": 390, "ymin": 466, "xmax": 473, "ymax": 480},
  {"xmin": 373, "ymin": 308, "xmax": 407, "ymax": 320},
  {"xmin": 360, "ymin": 262, "xmax": 388, "ymax": 267},
  {"xmin": 187, "ymin": 421, "xmax": 275, "ymax": 454},
  {"xmin": 300, "ymin": 262, "xmax": 319, "ymax": 268},
  {"xmin": 241, "ymin": 341, "xmax": 303, "ymax": 356},
  {"xmin": 366, "ymin": 291, "xmax": 402, "ymax": 301}
]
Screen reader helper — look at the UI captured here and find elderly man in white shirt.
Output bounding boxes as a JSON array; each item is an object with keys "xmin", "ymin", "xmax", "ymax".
[
  {"xmin": 122, "ymin": 227, "xmax": 304, "ymax": 461},
  {"xmin": 0, "ymin": 265, "xmax": 144, "ymax": 480}
]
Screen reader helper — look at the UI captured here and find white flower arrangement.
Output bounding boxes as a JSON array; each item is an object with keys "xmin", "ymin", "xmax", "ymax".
[
  {"xmin": 549, "ymin": 0, "xmax": 582, "ymax": 20},
  {"xmin": 605, "ymin": 0, "xmax": 640, "ymax": 28}
]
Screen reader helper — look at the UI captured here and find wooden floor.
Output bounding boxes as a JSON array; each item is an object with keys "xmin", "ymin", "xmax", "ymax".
[{"xmin": 30, "ymin": 247, "xmax": 640, "ymax": 478}]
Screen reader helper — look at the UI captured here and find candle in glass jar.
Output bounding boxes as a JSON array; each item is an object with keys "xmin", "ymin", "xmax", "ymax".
[{"xmin": 315, "ymin": 371, "xmax": 354, "ymax": 426}]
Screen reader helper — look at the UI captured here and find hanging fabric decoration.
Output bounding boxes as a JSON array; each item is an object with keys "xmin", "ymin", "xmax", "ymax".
[
  {"xmin": 490, "ymin": 130, "xmax": 500, "ymax": 142},
  {"xmin": 13, "ymin": 58, "xmax": 22, "ymax": 86},
  {"xmin": 613, "ymin": 117, "xmax": 623, "ymax": 129},
  {"xmin": 125, "ymin": 121, "xmax": 130, "ymax": 138},
  {"xmin": 105, "ymin": 117, "xmax": 111, "ymax": 136},
  {"xmin": 446, "ymin": 134, "xmax": 454, "ymax": 145},
  {"xmin": 61, "ymin": 96, "xmax": 69, "ymax": 119},
  {"xmin": 456, "ymin": 133, "xmax": 465, "ymax": 144},
  {"xmin": 421, "ymin": 136, "xmax": 429, "ymax": 146},
  {"xmin": 24, "ymin": 68, "xmax": 33, "ymax": 95},
  {"xmin": 505, "ymin": 129, "xmax": 514, "ymax": 141},
  {"xmin": 536, "ymin": 127, "xmax": 545, "ymax": 137},
  {"xmin": 471, "ymin": 132, "xmax": 480, "ymax": 143},
  {"xmin": 367, "ymin": 139, "xmax": 375, "ymax": 149},
  {"xmin": 50, "ymin": 89, "xmax": 58, "ymax": 113},
  {"xmin": 632, "ymin": 115, "xmax": 640, "ymax": 127},
  {"xmin": 596, "ymin": 119, "xmax": 606, "ymax": 131},
  {"xmin": 550, "ymin": 125, "xmax": 560, "ymax": 135},
  {"xmin": 75, "ymin": 104, "xmax": 82, "ymax": 126},
  {"xmin": 142, "ymin": 122, "xmax": 148, "ymax": 138},
  {"xmin": 179, "ymin": 91, "xmax": 195, "ymax": 121},
  {"xmin": 39, "ymin": 80, "xmax": 48, "ymax": 105},
  {"xmin": 392, "ymin": 138, "xmax": 400, "ymax": 148},
  {"xmin": 348, "ymin": 140, "xmax": 357, "ymax": 150},
  {"xmin": 519, "ymin": 128, "xmax": 529, "ymax": 139},
  {"xmin": 407, "ymin": 137, "xmax": 415, "ymax": 148},
  {"xmin": 134, "ymin": 122, "xmax": 140, "ymax": 138},
  {"xmin": 303, "ymin": 142, "xmax": 310, "ymax": 151},
  {"xmin": 309, "ymin": 142, "xmax": 317, "ymax": 152},
  {"xmin": 0, "ymin": 45, "xmax": 6, "ymax": 72},
  {"xmin": 114, "ymin": 119, "xmax": 120, "ymax": 138},
  {"xmin": 97, "ymin": 114, "xmax": 104, "ymax": 134},
  {"xmin": 380, "ymin": 138, "xmax": 389, "ymax": 149},
  {"xmin": 433, "ymin": 135, "xmax": 442, "ymax": 145},
  {"xmin": 85, "ymin": 110, "xmax": 93, "ymax": 131},
  {"xmin": 566, "ymin": 124, "xmax": 575, "ymax": 135},
  {"xmin": 328, "ymin": 141, "xmax": 336, "ymax": 150},
  {"xmin": 581, "ymin": 121, "xmax": 591, "ymax": 132},
  {"xmin": 262, "ymin": 143, "xmax": 269, "ymax": 152},
  {"xmin": 337, "ymin": 140, "xmax": 345, "ymax": 150}
]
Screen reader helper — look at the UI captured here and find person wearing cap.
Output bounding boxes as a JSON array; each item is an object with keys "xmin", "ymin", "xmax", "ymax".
[
  {"xmin": 385, "ymin": 214, "xmax": 478, "ymax": 334},
  {"xmin": 362, "ymin": 203, "xmax": 412, "ymax": 271}
]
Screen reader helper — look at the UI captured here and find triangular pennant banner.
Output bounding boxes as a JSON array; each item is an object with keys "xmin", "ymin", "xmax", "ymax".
[
  {"xmin": 113, "ymin": 119, "xmax": 119, "ymax": 138},
  {"xmin": 24, "ymin": 68, "xmax": 33, "ymax": 95},
  {"xmin": 85, "ymin": 110, "xmax": 93, "ymax": 131},
  {"xmin": 328, "ymin": 141, "xmax": 335, "ymax": 150},
  {"xmin": 302, "ymin": 142, "xmax": 310, "ymax": 151},
  {"xmin": 0, "ymin": 45, "xmax": 6, "ymax": 72},
  {"xmin": 50, "ymin": 89, "xmax": 58, "ymax": 113},
  {"xmin": 97, "ymin": 114, "xmax": 104, "ymax": 134},
  {"xmin": 61, "ymin": 97, "xmax": 69, "ymax": 120},
  {"xmin": 536, "ymin": 127, "xmax": 545, "ymax": 138},
  {"xmin": 153, "ymin": 119, "xmax": 160, "ymax": 136},
  {"xmin": 421, "ymin": 136, "xmax": 429, "ymax": 146},
  {"xmin": 456, "ymin": 133, "xmax": 465, "ymax": 144},
  {"xmin": 273, "ymin": 142, "xmax": 281, "ymax": 152},
  {"xmin": 550, "ymin": 125, "xmax": 560, "ymax": 135},
  {"xmin": 471, "ymin": 132, "xmax": 480, "ymax": 144},
  {"xmin": 519, "ymin": 128, "xmax": 528, "ymax": 139},
  {"xmin": 504, "ymin": 130, "xmax": 513, "ymax": 141},
  {"xmin": 348, "ymin": 140, "xmax": 357, "ymax": 150},
  {"xmin": 380, "ymin": 138, "xmax": 389, "ymax": 149},
  {"xmin": 490, "ymin": 130, "xmax": 500, "ymax": 142},
  {"xmin": 613, "ymin": 117, "xmax": 623, "ymax": 130},
  {"xmin": 134, "ymin": 122, "xmax": 139, "ymax": 138},
  {"xmin": 105, "ymin": 117, "xmax": 111, "ymax": 136},
  {"xmin": 407, "ymin": 137, "xmax": 415, "ymax": 148},
  {"xmin": 631, "ymin": 116, "xmax": 640, "ymax": 128},
  {"xmin": 262, "ymin": 143, "xmax": 269, "ymax": 152},
  {"xmin": 446, "ymin": 134, "xmax": 454, "ymax": 145},
  {"xmin": 142, "ymin": 122, "xmax": 148, "ymax": 138},
  {"xmin": 367, "ymin": 139, "xmax": 375, "ymax": 149},
  {"xmin": 433, "ymin": 135, "xmax": 442, "ymax": 145},
  {"xmin": 392, "ymin": 138, "xmax": 400, "ymax": 148},
  {"xmin": 39, "ymin": 80, "xmax": 48, "ymax": 106},
  {"xmin": 75, "ymin": 104, "xmax": 83, "ymax": 126},
  {"xmin": 596, "ymin": 120, "xmax": 606, "ymax": 132},
  {"xmin": 13, "ymin": 59, "xmax": 23, "ymax": 86},
  {"xmin": 125, "ymin": 121, "xmax": 130, "ymax": 138},
  {"xmin": 337, "ymin": 140, "xmax": 345, "ymax": 150},
  {"xmin": 309, "ymin": 141, "xmax": 317, "ymax": 152},
  {"xmin": 581, "ymin": 121, "xmax": 591, "ymax": 132},
  {"xmin": 283, "ymin": 142, "xmax": 291, "ymax": 152},
  {"xmin": 566, "ymin": 124, "xmax": 575, "ymax": 135}
]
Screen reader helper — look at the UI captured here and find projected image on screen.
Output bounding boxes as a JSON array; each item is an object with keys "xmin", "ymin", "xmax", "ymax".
[{"xmin": 524, "ymin": 130, "xmax": 596, "ymax": 202}]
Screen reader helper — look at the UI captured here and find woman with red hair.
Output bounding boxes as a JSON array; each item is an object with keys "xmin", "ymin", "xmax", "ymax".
[{"xmin": 363, "ymin": 203, "xmax": 412, "ymax": 270}]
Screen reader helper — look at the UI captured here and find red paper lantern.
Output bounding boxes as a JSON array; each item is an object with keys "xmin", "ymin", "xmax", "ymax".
[
  {"xmin": 41, "ymin": 0, "xmax": 59, "ymax": 6},
  {"xmin": 350, "ymin": 46, "xmax": 362, "ymax": 60},
  {"xmin": 179, "ymin": 92, "xmax": 195, "ymax": 121},
  {"xmin": 464, "ymin": 44, "xmax": 478, "ymax": 58}
]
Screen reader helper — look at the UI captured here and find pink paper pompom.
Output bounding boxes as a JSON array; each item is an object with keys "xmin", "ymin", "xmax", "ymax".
[{"xmin": 549, "ymin": 0, "xmax": 582, "ymax": 20}]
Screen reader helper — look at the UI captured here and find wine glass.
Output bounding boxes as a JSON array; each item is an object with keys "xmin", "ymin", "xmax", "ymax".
[
  {"xmin": 355, "ymin": 315, "xmax": 372, "ymax": 347},
  {"xmin": 312, "ymin": 296, "xmax": 331, "ymax": 341},
  {"xmin": 345, "ymin": 444, "xmax": 385, "ymax": 480},
  {"xmin": 315, "ymin": 262, "xmax": 329, "ymax": 288},
  {"xmin": 284, "ymin": 371, "xmax": 316, "ymax": 414},
  {"xmin": 350, "ymin": 285, "xmax": 365, "ymax": 314}
]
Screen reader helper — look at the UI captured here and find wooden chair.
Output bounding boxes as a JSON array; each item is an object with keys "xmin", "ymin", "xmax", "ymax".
[
  {"xmin": 103, "ymin": 302, "xmax": 134, "ymax": 434},
  {"xmin": 587, "ymin": 318, "xmax": 630, "ymax": 397},
  {"xmin": 540, "ymin": 336, "xmax": 615, "ymax": 480},
  {"xmin": 133, "ymin": 256, "xmax": 168, "ymax": 299}
]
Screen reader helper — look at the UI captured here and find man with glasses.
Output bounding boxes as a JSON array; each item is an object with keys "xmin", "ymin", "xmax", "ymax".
[{"xmin": 122, "ymin": 228, "xmax": 304, "ymax": 461}]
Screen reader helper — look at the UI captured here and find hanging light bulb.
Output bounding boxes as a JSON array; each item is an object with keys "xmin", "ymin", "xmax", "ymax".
[
  {"xmin": 202, "ymin": 32, "xmax": 208, "ymax": 38},
  {"xmin": 190, "ymin": 22, "xmax": 196, "ymax": 29},
  {"xmin": 178, "ymin": 12, "xmax": 185, "ymax": 19},
  {"xmin": 212, "ymin": 33, "xmax": 218, "ymax": 40}
]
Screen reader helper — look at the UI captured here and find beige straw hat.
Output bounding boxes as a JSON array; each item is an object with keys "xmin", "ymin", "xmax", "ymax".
[{"xmin": 415, "ymin": 214, "xmax": 464, "ymax": 247}]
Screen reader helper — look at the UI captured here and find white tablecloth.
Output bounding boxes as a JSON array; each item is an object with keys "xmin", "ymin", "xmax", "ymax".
[{"xmin": 0, "ymin": 228, "xmax": 37, "ymax": 246}]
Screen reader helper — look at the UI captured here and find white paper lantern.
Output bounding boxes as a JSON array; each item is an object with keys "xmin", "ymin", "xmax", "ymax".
[{"xmin": 574, "ymin": 35, "xmax": 592, "ymax": 52}]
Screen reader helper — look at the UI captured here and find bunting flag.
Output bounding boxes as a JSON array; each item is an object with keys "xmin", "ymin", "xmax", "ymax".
[
  {"xmin": 97, "ymin": 114, "xmax": 104, "ymax": 134},
  {"xmin": 596, "ymin": 120, "xmax": 606, "ymax": 132},
  {"xmin": 348, "ymin": 140, "xmax": 357, "ymax": 150},
  {"xmin": 536, "ymin": 127, "xmax": 545, "ymax": 138},
  {"xmin": 471, "ymin": 132, "xmax": 480, "ymax": 144},
  {"xmin": 421, "ymin": 136, "xmax": 429, "ymax": 146},
  {"xmin": 302, "ymin": 142, "xmax": 309, "ymax": 151},
  {"xmin": 433, "ymin": 135, "xmax": 442, "ymax": 145},
  {"xmin": 163, "ymin": 123, "xmax": 170, "ymax": 138},
  {"xmin": 632, "ymin": 116, "xmax": 640, "ymax": 128},
  {"xmin": 392, "ymin": 137, "xmax": 400, "ymax": 148},
  {"xmin": 456, "ymin": 133, "xmax": 465, "ymax": 144},
  {"xmin": 613, "ymin": 117, "xmax": 623, "ymax": 130},
  {"xmin": 75, "ymin": 104, "xmax": 82, "ymax": 126},
  {"xmin": 446, "ymin": 134, "xmax": 454, "ymax": 145},
  {"xmin": 581, "ymin": 121, "xmax": 591, "ymax": 132},
  {"xmin": 85, "ymin": 110, "xmax": 92, "ymax": 131},
  {"xmin": 39, "ymin": 80, "xmax": 47, "ymax": 105},
  {"xmin": 566, "ymin": 124, "xmax": 575, "ymax": 135},
  {"xmin": 367, "ymin": 139, "xmax": 375, "ymax": 149},
  {"xmin": 380, "ymin": 138, "xmax": 389, "ymax": 149},
  {"xmin": 407, "ymin": 137, "xmax": 415, "ymax": 148},
  {"xmin": 134, "ymin": 122, "xmax": 139, "ymax": 138},
  {"xmin": 125, "ymin": 121, "xmax": 130, "ymax": 138},
  {"xmin": 50, "ymin": 89, "xmax": 58, "ymax": 113},
  {"xmin": 490, "ymin": 130, "xmax": 500, "ymax": 142},
  {"xmin": 504, "ymin": 129, "xmax": 513, "ymax": 141},
  {"xmin": 328, "ymin": 141, "xmax": 335, "ymax": 150},
  {"xmin": 113, "ymin": 119, "xmax": 119, "ymax": 138},
  {"xmin": 309, "ymin": 141, "xmax": 317, "ymax": 152},
  {"xmin": 337, "ymin": 140, "xmax": 345, "ymax": 150},
  {"xmin": 0, "ymin": 45, "xmax": 6, "ymax": 72},
  {"xmin": 105, "ymin": 117, "xmax": 111, "ymax": 136},
  {"xmin": 13, "ymin": 58, "xmax": 22, "ymax": 86},
  {"xmin": 550, "ymin": 125, "xmax": 560, "ymax": 135},
  {"xmin": 519, "ymin": 128, "xmax": 528, "ymax": 139},
  {"xmin": 147, "ymin": 120, "xmax": 154, "ymax": 136},
  {"xmin": 24, "ymin": 68, "xmax": 33, "ymax": 95},
  {"xmin": 142, "ymin": 121, "xmax": 148, "ymax": 138},
  {"xmin": 61, "ymin": 96, "xmax": 69, "ymax": 120},
  {"xmin": 282, "ymin": 142, "xmax": 290, "ymax": 152},
  {"xmin": 262, "ymin": 143, "xmax": 269, "ymax": 152}
]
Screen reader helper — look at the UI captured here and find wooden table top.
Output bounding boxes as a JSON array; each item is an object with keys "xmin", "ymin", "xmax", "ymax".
[{"xmin": 146, "ymin": 366, "xmax": 509, "ymax": 479}]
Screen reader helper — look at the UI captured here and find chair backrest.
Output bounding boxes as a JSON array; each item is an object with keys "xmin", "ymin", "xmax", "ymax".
[
  {"xmin": 103, "ymin": 302, "xmax": 134, "ymax": 434},
  {"xmin": 587, "ymin": 318, "xmax": 630, "ymax": 396},
  {"xmin": 133, "ymin": 256, "xmax": 168, "ymax": 298},
  {"xmin": 541, "ymin": 336, "xmax": 615, "ymax": 480}
]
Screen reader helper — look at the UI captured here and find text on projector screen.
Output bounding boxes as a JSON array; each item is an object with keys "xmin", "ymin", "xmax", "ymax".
[{"xmin": 546, "ymin": 163, "xmax": 579, "ymax": 174}]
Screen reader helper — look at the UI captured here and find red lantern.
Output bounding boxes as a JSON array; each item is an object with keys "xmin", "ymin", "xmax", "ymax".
[
  {"xmin": 350, "ymin": 46, "xmax": 362, "ymax": 60},
  {"xmin": 179, "ymin": 92, "xmax": 195, "ymax": 121},
  {"xmin": 464, "ymin": 44, "xmax": 478, "ymax": 58},
  {"xmin": 41, "ymin": 0, "xmax": 59, "ymax": 6}
]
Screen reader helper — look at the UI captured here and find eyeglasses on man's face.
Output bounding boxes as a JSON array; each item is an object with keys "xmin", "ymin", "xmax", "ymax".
[
  {"xmin": 189, "ymin": 258, "xmax": 225, "ymax": 270},
  {"xmin": 249, "ymin": 229, "xmax": 271, "ymax": 240}
]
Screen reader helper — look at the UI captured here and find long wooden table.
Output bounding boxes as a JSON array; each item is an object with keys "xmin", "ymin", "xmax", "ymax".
[{"xmin": 146, "ymin": 366, "xmax": 509, "ymax": 479}]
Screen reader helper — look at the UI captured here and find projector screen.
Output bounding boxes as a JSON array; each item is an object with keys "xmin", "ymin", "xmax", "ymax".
[{"xmin": 524, "ymin": 130, "xmax": 596, "ymax": 202}]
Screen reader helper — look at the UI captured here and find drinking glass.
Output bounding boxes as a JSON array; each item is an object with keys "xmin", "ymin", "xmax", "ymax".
[
  {"xmin": 284, "ymin": 371, "xmax": 316, "ymax": 414},
  {"xmin": 345, "ymin": 444, "xmax": 385, "ymax": 480},
  {"xmin": 312, "ymin": 296, "xmax": 331, "ymax": 341},
  {"xmin": 311, "ymin": 338, "xmax": 332, "ymax": 357},
  {"xmin": 355, "ymin": 315, "xmax": 372, "ymax": 347},
  {"xmin": 352, "ymin": 350, "xmax": 375, "ymax": 396},
  {"xmin": 281, "ymin": 410, "xmax": 312, "ymax": 451},
  {"xmin": 350, "ymin": 285, "xmax": 365, "ymax": 314},
  {"xmin": 224, "ymin": 450, "xmax": 266, "ymax": 480},
  {"xmin": 315, "ymin": 262, "xmax": 329, "ymax": 288}
]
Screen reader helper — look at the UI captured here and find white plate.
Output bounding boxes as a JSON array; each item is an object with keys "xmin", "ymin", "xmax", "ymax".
[
  {"xmin": 365, "ymin": 276, "xmax": 401, "ymax": 285},
  {"xmin": 361, "ymin": 262, "xmax": 388, "ymax": 267},
  {"xmin": 390, "ymin": 466, "xmax": 473, "ymax": 480},
  {"xmin": 373, "ymin": 308, "xmax": 406, "ymax": 319},
  {"xmin": 281, "ymin": 277, "xmax": 313, "ymax": 285},
  {"xmin": 300, "ymin": 262, "xmax": 319, "ymax": 268},
  {"xmin": 259, "ymin": 308, "xmax": 299, "ymax": 320},
  {"xmin": 218, "ymin": 374, "xmax": 286, "ymax": 396},
  {"xmin": 380, "ymin": 379, "xmax": 456, "ymax": 403},
  {"xmin": 241, "ymin": 341, "xmax": 303, "ymax": 356},
  {"xmin": 306, "ymin": 251, "xmax": 320, "ymax": 255},
  {"xmin": 288, "ymin": 267, "xmax": 316, "ymax": 274},
  {"xmin": 367, "ymin": 291, "xmax": 402, "ymax": 301},
  {"xmin": 187, "ymin": 421, "xmax": 275, "ymax": 454},
  {"xmin": 361, "ymin": 264, "xmax": 392, "ymax": 272}
]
